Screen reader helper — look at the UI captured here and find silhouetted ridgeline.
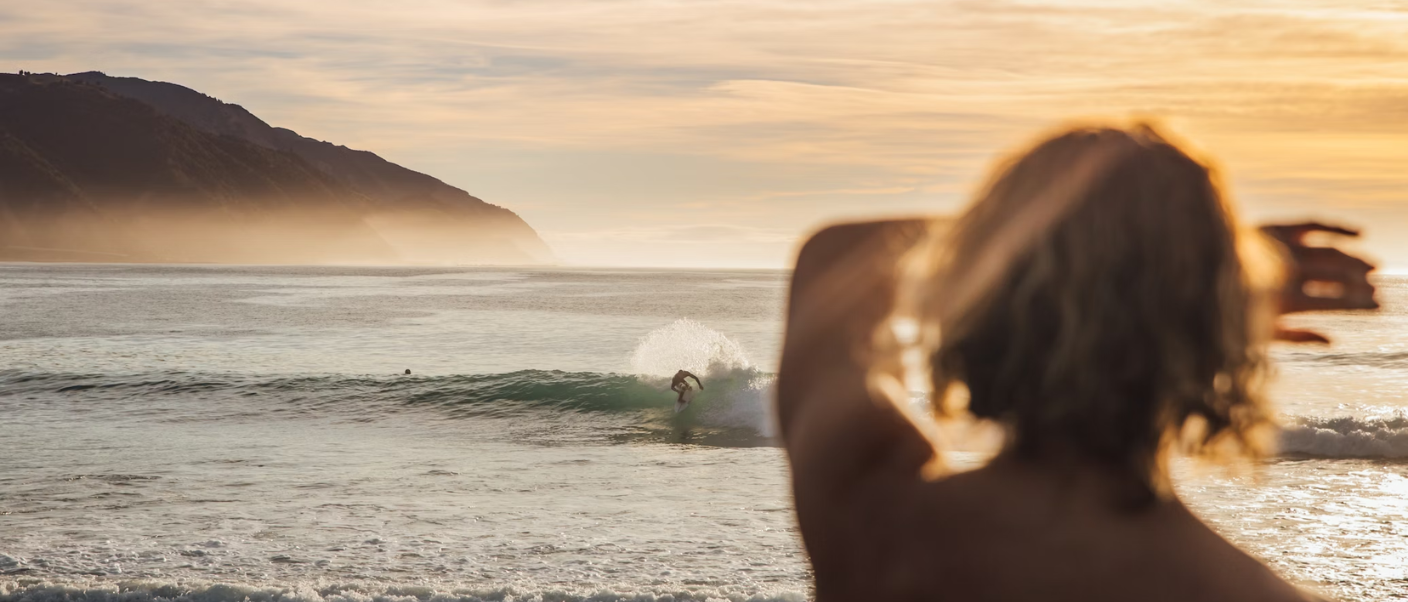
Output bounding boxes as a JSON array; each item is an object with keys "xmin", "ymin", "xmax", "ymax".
[{"xmin": 0, "ymin": 72, "xmax": 552, "ymax": 264}]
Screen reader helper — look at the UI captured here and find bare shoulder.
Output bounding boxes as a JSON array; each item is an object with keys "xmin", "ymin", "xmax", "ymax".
[
  {"xmin": 1127, "ymin": 502, "xmax": 1325, "ymax": 602},
  {"xmin": 887, "ymin": 467, "xmax": 1320, "ymax": 602}
]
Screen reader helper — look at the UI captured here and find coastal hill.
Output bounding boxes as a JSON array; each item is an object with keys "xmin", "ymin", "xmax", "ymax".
[{"xmin": 0, "ymin": 72, "xmax": 552, "ymax": 264}]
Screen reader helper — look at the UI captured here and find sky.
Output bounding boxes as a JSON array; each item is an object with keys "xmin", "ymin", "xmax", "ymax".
[{"xmin": 4, "ymin": 0, "xmax": 1407, "ymax": 268}]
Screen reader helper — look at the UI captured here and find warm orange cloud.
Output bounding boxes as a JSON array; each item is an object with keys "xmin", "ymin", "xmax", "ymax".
[{"xmin": 4, "ymin": 0, "xmax": 1407, "ymax": 267}]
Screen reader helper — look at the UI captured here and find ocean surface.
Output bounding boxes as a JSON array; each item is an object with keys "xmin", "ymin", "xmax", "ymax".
[{"xmin": 1, "ymin": 265, "xmax": 1406, "ymax": 601}]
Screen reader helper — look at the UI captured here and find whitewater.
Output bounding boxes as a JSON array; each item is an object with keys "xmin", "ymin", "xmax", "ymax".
[{"xmin": 1, "ymin": 265, "xmax": 1406, "ymax": 601}]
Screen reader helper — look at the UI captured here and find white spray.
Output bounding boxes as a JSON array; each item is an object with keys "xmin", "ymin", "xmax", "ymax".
[{"xmin": 628, "ymin": 319, "xmax": 776, "ymax": 438}]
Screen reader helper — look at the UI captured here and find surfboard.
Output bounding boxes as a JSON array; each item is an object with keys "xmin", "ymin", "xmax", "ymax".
[{"xmin": 674, "ymin": 386, "xmax": 697, "ymax": 414}]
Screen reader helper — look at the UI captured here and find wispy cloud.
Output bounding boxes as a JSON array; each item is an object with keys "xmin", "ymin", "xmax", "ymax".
[{"xmin": 4, "ymin": 0, "xmax": 1408, "ymax": 266}]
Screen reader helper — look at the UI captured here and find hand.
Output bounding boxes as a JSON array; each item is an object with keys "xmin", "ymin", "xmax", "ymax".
[{"xmin": 1260, "ymin": 222, "xmax": 1378, "ymax": 343}]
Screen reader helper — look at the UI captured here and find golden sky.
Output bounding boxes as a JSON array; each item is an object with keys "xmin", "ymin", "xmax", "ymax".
[{"xmin": 5, "ymin": 0, "xmax": 1407, "ymax": 268}]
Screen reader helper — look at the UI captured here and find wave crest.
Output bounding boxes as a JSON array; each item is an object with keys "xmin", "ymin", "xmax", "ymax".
[
  {"xmin": 628, "ymin": 319, "xmax": 775, "ymax": 437},
  {"xmin": 1279, "ymin": 414, "xmax": 1408, "ymax": 459}
]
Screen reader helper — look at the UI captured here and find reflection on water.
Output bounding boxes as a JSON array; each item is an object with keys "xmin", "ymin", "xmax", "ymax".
[{"xmin": 0, "ymin": 266, "xmax": 1406, "ymax": 600}]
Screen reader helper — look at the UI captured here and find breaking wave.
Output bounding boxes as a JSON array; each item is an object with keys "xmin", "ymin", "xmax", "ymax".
[
  {"xmin": 1279, "ymin": 414, "xmax": 1408, "ymax": 459},
  {"xmin": 0, "ymin": 368, "xmax": 775, "ymax": 440},
  {"xmin": 15, "ymin": 314, "xmax": 1408, "ymax": 460},
  {"xmin": 0, "ymin": 319, "xmax": 777, "ymax": 442},
  {"xmin": 21, "ymin": 369, "xmax": 1408, "ymax": 459},
  {"xmin": 1278, "ymin": 349, "xmax": 1408, "ymax": 369}
]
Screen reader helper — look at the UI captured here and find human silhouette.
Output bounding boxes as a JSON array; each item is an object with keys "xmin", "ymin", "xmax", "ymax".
[
  {"xmin": 670, "ymin": 369, "xmax": 703, "ymax": 404},
  {"xmin": 778, "ymin": 124, "xmax": 1376, "ymax": 602}
]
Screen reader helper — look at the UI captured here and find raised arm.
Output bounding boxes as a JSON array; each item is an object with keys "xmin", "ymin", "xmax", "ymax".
[{"xmin": 777, "ymin": 220, "xmax": 940, "ymax": 573}]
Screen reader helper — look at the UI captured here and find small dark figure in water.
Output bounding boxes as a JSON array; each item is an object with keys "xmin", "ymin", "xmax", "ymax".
[
  {"xmin": 404, "ymin": 369, "xmax": 411, "ymax": 375},
  {"xmin": 670, "ymin": 369, "xmax": 703, "ymax": 404}
]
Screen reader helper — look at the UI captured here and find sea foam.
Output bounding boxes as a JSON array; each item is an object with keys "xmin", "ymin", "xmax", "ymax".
[
  {"xmin": 629, "ymin": 319, "xmax": 777, "ymax": 438},
  {"xmin": 1279, "ymin": 414, "xmax": 1408, "ymax": 459}
]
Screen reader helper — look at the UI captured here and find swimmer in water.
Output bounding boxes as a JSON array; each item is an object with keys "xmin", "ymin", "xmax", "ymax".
[
  {"xmin": 777, "ymin": 124, "xmax": 1377, "ymax": 601},
  {"xmin": 670, "ymin": 369, "xmax": 704, "ymax": 404}
]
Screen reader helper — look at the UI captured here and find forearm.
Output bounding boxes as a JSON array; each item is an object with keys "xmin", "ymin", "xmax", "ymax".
[{"xmin": 777, "ymin": 220, "xmax": 936, "ymax": 488}]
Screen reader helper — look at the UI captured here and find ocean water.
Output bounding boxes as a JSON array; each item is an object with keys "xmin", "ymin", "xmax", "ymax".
[{"xmin": 1, "ymin": 265, "xmax": 1406, "ymax": 602}]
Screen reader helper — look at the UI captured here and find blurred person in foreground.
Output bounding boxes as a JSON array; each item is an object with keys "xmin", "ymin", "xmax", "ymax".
[{"xmin": 777, "ymin": 124, "xmax": 1378, "ymax": 601}]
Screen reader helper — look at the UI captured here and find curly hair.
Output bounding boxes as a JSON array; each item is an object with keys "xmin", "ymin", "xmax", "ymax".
[{"xmin": 878, "ymin": 124, "xmax": 1282, "ymax": 501}]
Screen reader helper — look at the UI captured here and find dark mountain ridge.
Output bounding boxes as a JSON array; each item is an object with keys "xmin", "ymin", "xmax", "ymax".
[{"xmin": 0, "ymin": 71, "xmax": 551, "ymax": 264}]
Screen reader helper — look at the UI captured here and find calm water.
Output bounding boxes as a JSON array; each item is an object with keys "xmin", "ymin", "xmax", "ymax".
[{"xmin": 1, "ymin": 265, "xmax": 1406, "ymax": 601}]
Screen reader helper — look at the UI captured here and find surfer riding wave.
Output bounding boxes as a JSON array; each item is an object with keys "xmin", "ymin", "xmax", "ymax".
[{"xmin": 671, "ymin": 369, "xmax": 704, "ymax": 406}]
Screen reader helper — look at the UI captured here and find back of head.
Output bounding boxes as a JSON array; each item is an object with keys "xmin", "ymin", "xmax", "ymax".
[{"xmin": 904, "ymin": 124, "xmax": 1278, "ymax": 499}]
